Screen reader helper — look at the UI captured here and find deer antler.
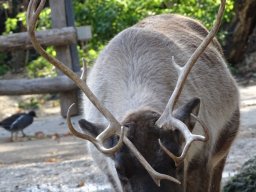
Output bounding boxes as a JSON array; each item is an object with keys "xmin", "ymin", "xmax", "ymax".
[
  {"xmin": 123, "ymin": 137, "xmax": 181, "ymax": 186},
  {"xmin": 67, "ymin": 104, "xmax": 125, "ymax": 154},
  {"xmin": 27, "ymin": 0, "xmax": 122, "ymax": 153},
  {"xmin": 27, "ymin": 0, "xmax": 180, "ymax": 185},
  {"xmin": 156, "ymin": 0, "xmax": 226, "ymax": 166},
  {"xmin": 159, "ymin": 114, "xmax": 209, "ymax": 166}
]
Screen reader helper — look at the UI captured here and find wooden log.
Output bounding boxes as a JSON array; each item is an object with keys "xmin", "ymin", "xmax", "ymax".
[
  {"xmin": 0, "ymin": 26, "xmax": 91, "ymax": 52},
  {"xmin": 50, "ymin": 0, "xmax": 79, "ymax": 117},
  {"xmin": 0, "ymin": 76, "xmax": 77, "ymax": 95},
  {"xmin": 0, "ymin": 27, "xmax": 76, "ymax": 52}
]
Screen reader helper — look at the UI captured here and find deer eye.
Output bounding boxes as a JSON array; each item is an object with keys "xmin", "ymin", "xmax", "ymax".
[{"xmin": 123, "ymin": 122, "xmax": 135, "ymax": 129}]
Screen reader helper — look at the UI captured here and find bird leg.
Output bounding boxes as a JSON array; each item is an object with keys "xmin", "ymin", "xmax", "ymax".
[
  {"xmin": 21, "ymin": 130, "xmax": 27, "ymax": 137},
  {"xmin": 10, "ymin": 132, "xmax": 15, "ymax": 142}
]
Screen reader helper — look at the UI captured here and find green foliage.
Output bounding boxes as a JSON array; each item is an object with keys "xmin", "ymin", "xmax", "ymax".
[
  {"xmin": 1, "ymin": 0, "xmax": 235, "ymax": 77},
  {"xmin": 74, "ymin": 0, "xmax": 235, "ymax": 65},
  {"xmin": 74, "ymin": 0, "xmax": 165, "ymax": 60},
  {"xmin": 27, "ymin": 47, "xmax": 57, "ymax": 78},
  {"xmin": 0, "ymin": 64, "xmax": 9, "ymax": 76},
  {"xmin": 4, "ymin": 8, "xmax": 51, "ymax": 34},
  {"xmin": 25, "ymin": 8, "xmax": 53, "ymax": 78},
  {"xmin": 223, "ymin": 156, "xmax": 256, "ymax": 192},
  {"xmin": 163, "ymin": 0, "xmax": 234, "ymax": 28},
  {"xmin": 4, "ymin": 17, "xmax": 18, "ymax": 34},
  {"xmin": 18, "ymin": 97, "xmax": 40, "ymax": 110},
  {"xmin": 5, "ymin": 8, "xmax": 51, "ymax": 34},
  {"xmin": 0, "ymin": 5, "xmax": 52, "ymax": 77},
  {"xmin": 37, "ymin": 8, "xmax": 52, "ymax": 30},
  {"xmin": 1, "ymin": 2, "xmax": 9, "ymax": 10},
  {"xmin": 0, "ymin": 53, "xmax": 9, "ymax": 76}
]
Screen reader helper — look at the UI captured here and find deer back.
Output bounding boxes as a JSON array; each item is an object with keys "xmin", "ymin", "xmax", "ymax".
[{"xmin": 83, "ymin": 14, "xmax": 239, "ymax": 146}]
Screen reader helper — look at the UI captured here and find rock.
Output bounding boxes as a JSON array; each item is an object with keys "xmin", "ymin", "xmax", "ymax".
[{"xmin": 35, "ymin": 131, "xmax": 45, "ymax": 139}]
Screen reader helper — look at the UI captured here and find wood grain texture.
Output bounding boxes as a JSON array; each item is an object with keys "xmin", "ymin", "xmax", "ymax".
[
  {"xmin": 50, "ymin": 0, "xmax": 79, "ymax": 117},
  {"xmin": 0, "ymin": 76, "xmax": 77, "ymax": 95},
  {"xmin": 0, "ymin": 27, "xmax": 76, "ymax": 52}
]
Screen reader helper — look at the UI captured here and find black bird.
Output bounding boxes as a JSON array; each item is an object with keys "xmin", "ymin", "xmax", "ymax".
[{"xmin": 0, "ymin": 111, "xmax": 37, "ymax": 141}]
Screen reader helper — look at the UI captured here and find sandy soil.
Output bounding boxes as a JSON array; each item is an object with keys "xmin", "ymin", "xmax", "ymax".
[{"xmin": 0, "ymin": 85, "xmax": 256, "ymax": 192}]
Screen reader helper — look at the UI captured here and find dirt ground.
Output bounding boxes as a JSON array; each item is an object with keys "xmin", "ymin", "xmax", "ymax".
[{"xmin": 0, "ymin": 85, "xmax": 256, "ymax": 192}]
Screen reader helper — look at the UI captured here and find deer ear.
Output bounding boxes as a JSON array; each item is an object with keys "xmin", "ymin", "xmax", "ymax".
[
  {"xmin": 78, "ymin": 119, "xmax": 115, "ymax": 148},
  {"xmin": 78, "ymin": 119, "xmax": 104, "ymax": 137},
  {"xmin": 173, "ymin": 97, "xmax": 200, "ymax": 132}
]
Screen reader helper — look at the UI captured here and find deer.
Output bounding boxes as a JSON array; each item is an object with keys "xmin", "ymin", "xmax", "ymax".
[{"xmin": 27, "ymin": 0, "xmax": 239, "ymax": 191}]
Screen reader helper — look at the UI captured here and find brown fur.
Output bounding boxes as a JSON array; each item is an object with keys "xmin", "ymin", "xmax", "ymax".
[
  {"xmin": 82, "ymin": 14, "xmax": 240, "ymax": 192},
  {"xmin": 185, "ymin": 108, "xmax": 240, "ymax": 192}
]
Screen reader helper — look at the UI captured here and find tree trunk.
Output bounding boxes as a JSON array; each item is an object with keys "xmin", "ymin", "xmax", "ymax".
[{"xmin": 224, "ymin": 0, "xmax": 256, "ymax": 72}]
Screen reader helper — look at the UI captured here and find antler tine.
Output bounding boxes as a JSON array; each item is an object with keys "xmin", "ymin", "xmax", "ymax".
[
  {"xmin": 172, "ymin": 0, "xmax": 226, "ymax": 109},
  {"xmin": 26, "ymin": 0, "xmax": 122, "ymax": 151},
  {"xmin": 67, "ymin": 104, "xmax": 125, "ymax": 155},
  {"xmin": 80, "ymin": 58, "xmax": 87, "ymax": 81},
  {"xmin": 156, "ymin": 0, "xmax": 225, "ymax": 164},
  {"xmin": 159, "ymin": 114, "xmax": 209, "ymax": 166},
  {"xmin": 190, "ymin": 113, "xmax": 209, "ymax": 141},
  {"xmin": 67, "ymin": 103, "xmax": 180, "ymax": 184},
  {"xmin": 123, "ymin": 137, "xmax": 181, "ymax": 186}
]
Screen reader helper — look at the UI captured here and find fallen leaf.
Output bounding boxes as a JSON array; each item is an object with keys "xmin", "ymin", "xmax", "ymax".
[
  {"xmin": 45, "ymin": 158, "xmax": 60, "ymax": 163},
  {"xmin": 77, "ymin": 181, "xmax": 85, "ymax": 187},
  {"xmin": 35, "ymin": 131, "xmax": 45, "ymax": 139}
]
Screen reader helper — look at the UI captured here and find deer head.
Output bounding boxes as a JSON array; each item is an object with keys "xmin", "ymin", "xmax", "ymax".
[{"xmin": 27, "ymin": 0, "xmax": 225, "ymax": 187}]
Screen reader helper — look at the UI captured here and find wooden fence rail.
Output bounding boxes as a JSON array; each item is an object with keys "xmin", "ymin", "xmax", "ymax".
[
  {"xmin": 0, "ymin": 75, "xmax": 78, "ymax": 95},
  {"xmin": 0, "ymin": 26, "xmax": 91, "ymax": 52},
  {"xmin": 0, "ymin": 0, "xmax": 91, "ymax": 117}
]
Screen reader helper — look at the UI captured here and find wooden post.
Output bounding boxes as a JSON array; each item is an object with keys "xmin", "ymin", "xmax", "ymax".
[
  {"xmin": 49, "ymin": 0, "xmax": 79, "ymax": 117},
  {"xmin": 65, "ymin": 0, "xmax": 80, "ymax": 72}
]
